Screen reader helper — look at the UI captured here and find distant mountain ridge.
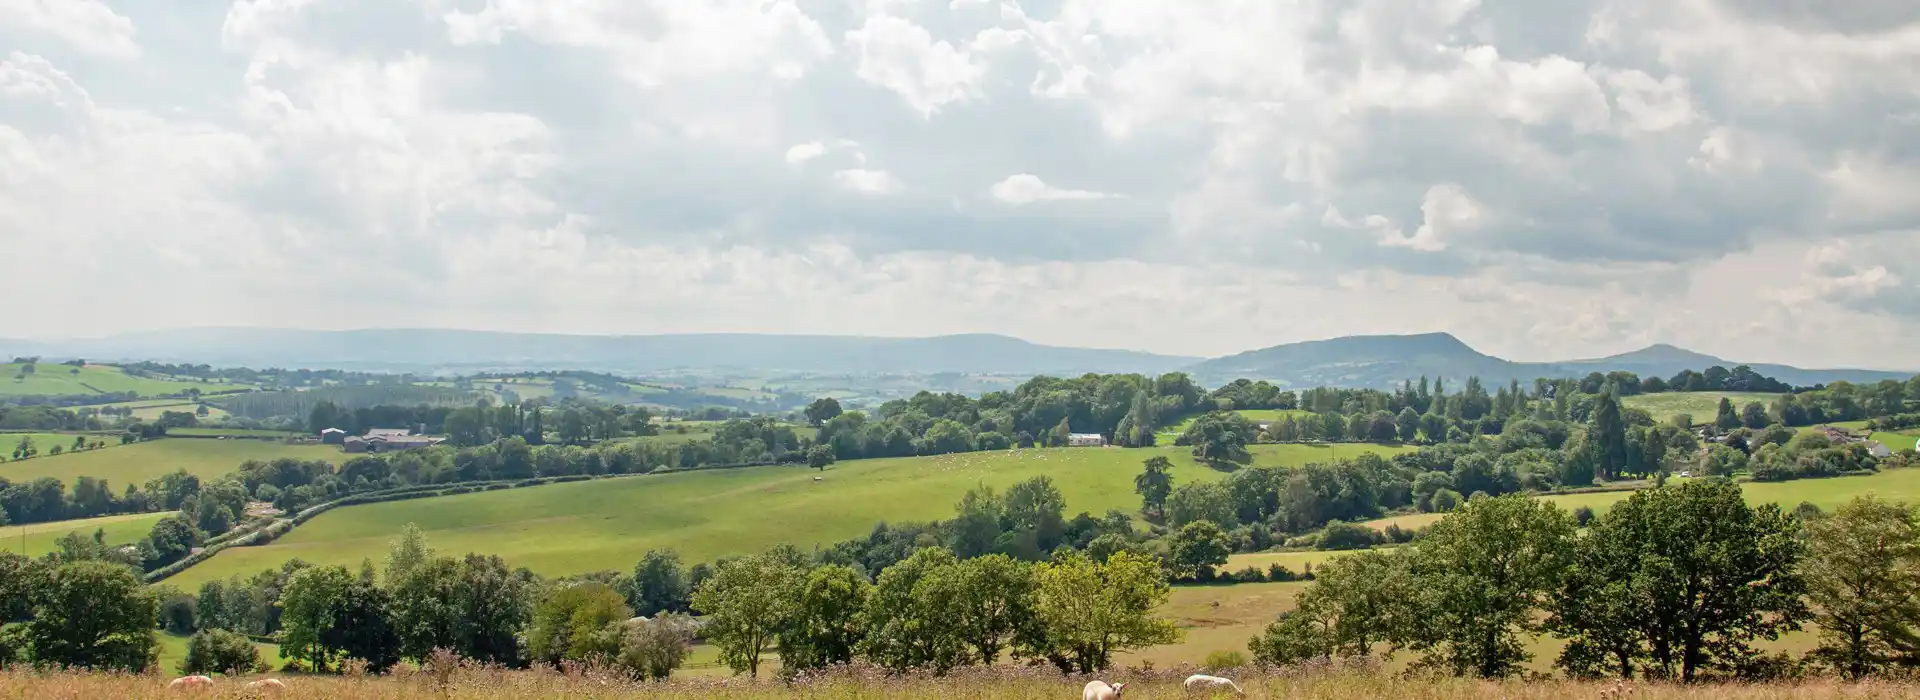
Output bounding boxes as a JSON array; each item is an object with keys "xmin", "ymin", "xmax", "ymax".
[
  {"xmin": 4, "ymin": 328, "xmax": 1907, "ymax": 388},
  {"xmin": 1186, "ymin": 333, "xmax": 1913, "ymax": 389},
  {"xmin": 0, "ymin": 328, "xmax": 1199, "ymax": 376}
]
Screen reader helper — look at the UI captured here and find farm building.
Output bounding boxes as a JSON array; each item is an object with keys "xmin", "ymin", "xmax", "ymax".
[
  {"xmin": 1869, "ymin": 442, "xmax": 1894, "ymax": 459},
  {"xmin": 343, "ymin": 428, "xmax": 444, "ymax": 453},
  {"xmin": 319, "ymin": 428, "xmax": 346, "ymax": 445},
  {"xmin": 1067, "ymin": 433, "xmax": 1106, "ymax": 447}
]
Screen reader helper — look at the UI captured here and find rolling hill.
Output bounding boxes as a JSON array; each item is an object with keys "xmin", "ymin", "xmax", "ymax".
[
  {"xmin": 1186, "ymin": 333, "xmax": 1913, "ymax": 389},
  {"xmin": 3, "ymin": 329, "xmax": 1197, "ymax": 376}
]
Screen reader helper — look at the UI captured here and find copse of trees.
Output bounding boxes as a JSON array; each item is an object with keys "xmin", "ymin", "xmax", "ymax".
[{"xmin": 1248, "ymin": 483, "xmax": 1920, "ymax": 682}]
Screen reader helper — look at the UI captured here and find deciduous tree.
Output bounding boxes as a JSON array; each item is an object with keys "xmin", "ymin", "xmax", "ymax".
[
  {"xmin": 1804, "ymin": 496, "xmax": 1920, "ymax": 678},
  {"xmin": 1406, "ymin": 494, "xmax": 1574, "ymax": 678},
  {"xmin": 692, "ymin": 552, "xmax": 801, "ymax": 677}
]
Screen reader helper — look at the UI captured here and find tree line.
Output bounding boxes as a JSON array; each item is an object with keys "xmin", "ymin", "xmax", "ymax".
[{"xmin": 1250, "ymin": 484, "xmax": 1920, "ymax": 681}]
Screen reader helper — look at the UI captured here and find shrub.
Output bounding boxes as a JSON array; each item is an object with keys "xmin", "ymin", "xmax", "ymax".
[
  {"xmin": 1430, "ymin": 488, "xmax": 1464, "ymax": 512},
  {"xmin": 1573, "ymin": 505, "xmax": 1596, "ymax": 527},
  {"xmin": 156, "ymin": 589, "xmax": 198, "ymax": 636},
  {"xmin": 603, "ymin": 614, "xmax": 693, "ymax": 681},
  {"xmin": 180, "ymin": 629, "xmax": 264, "ymax": 676},
  {"xmin": 1266, "ymin": 563, "xmax": 1300, "ymax": 582},
  {"xmin": 1317, "ymin": 520, "xmax": 1383, "ymax": 551},
  {"xmin": 1229, "ymin": 566, "xmax": 1266, "ymax": 583},
  {"xmin": 1203, "ymin": 649, "xmax": 1248, "ymax": 672}
]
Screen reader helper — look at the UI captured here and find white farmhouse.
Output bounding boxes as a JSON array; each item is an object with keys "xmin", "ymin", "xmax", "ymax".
[{"xmin": 1067, "ymin": 433, "xmax": 1106, "ymax": 447}]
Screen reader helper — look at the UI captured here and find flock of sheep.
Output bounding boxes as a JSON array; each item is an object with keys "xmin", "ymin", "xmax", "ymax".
[
  {"xmin": 1085, "ymin": 674, "xmax": 1247, "ymax": 698},
  {"xmin": 164, "ymin": 673, "xmax": 1246, "ymax": 697}
]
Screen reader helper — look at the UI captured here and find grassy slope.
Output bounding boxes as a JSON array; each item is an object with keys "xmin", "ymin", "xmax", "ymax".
[
  {"xmin": 0, "ymin": 511, "xmax": 170, "ymax": 557},
  {"xmin": 0, "ymin": 438, "xmax": 342, "ymax": 487},
  {"xmin": 1622, "ymin": 391, "xmax": 1780, "ymax": 425},
  {"xmin": 0, "ymin": 363, "xmax": 242, "ymax": 398},
  {"xmin": 167, "ymin": 443, "xmax": 1412, "ymax": 589}
]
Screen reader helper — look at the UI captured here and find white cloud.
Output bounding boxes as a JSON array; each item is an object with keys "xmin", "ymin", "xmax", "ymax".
[
  {"xmin": 0, "ymin": 0, "xmax": 1916, "ymax": 368},
  {"xmin": 833, "ymin": 168, "xmax": 902, "ymax": 194},
  {"xmin": 988, "ymin": 173, "xmax": 1115, "ymax": 204},
  {"xmin": 845, "ymin": 13, "xmax": 986, "ymax": 117},
  {"xmin": 784, "ymin": 141, "xmax": 826, "ymax": 165},
  {"xmin": 0, "ymin": 0, "xmax": 138, "ymax": 58}
]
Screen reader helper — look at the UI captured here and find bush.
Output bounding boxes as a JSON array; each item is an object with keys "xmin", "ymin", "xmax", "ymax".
[
  {"xmin": 1203, "ymin": 649, "xmax": 1248, "ymax": 672},
  {"xmin": 603, "ymin": 614, "xmax": 693, "ymax": 681},
  {"xmin": 1228, "ymin": 566, "xmax": 1266, "ymax": 583},
  {"xmin": 1573, "ymin": 505, "xmax": 1596, "ymax": 527},
  {"xmin": 1430, "ymin": 488, "xmax": 1464, "ymax": 512},
  {"xmin": 180, "ymin": 629, "xmax": 264, "ymax": 676},
  {"xmin": 1266, "ymin": 563, "xmax": 1300, "ymax": 582},
  {"xmin": 156, "ymin": 589, "xmax": 198, "ymax": 636},
  {"xmin": 1316, "ymin": 520, "xmax": 1383, "ymax": 551}
]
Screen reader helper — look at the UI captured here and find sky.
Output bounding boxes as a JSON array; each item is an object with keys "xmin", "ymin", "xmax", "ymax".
[{"xmin": 1, "ymin": 0, "xmax": 1917, "ymax": 369}]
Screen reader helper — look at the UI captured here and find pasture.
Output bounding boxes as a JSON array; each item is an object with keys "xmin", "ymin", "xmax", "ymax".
[
  {"xmin": 10, "ymin": 669, "xmax": 1911, "ymax": 700},
  {"xmin": 1159, "ymin": 409, "xmax": 1315, "ymax": 441},
  {"xmin": 0, "ymin": 437, "xmax": 342, "ymax": 487},
  {"xmin": 0, "ymin": 362, "xmax": 242, "ymax": 398},
  {"xmin": 1, "ymin": 431, "xmax": 117, "ymax": 456},
  {"xmin": 0, "ymin": 511, "xmax": 169, "ymax": 557},
  {"xmin": 166, "ymin": 442, "xmax": 1412, "ymax": 589},
  {"xmin": 153, "ymin": 632, "xmax": 282, "ymax": 677},
  {"xmin": 1622, "ymin": 391, "xmax": 1779, "ymax": 425},
  {"xmin": 1117, "ymin": 580, "xmax": 1308, "ymax": 668}
]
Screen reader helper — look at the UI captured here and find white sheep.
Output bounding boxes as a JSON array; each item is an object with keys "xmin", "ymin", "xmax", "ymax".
[
  {"xmin": 246, "ymin": 678, "xmax": 288, "ymax": 692},
  {"xmin": 1083, "ymin": 679, "xmax": 1128, "ymax": 700},
  {"xmin": 1184, "ymin": 674, "xmax": 1246, "ymax": 696},
  {"xmin": 167, "ymin": 675, "xmax": 215, "ymax": 690}
]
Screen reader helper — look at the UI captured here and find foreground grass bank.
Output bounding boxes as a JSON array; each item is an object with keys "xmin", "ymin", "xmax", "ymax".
[
  {"xmin": 169, "ymin": 443, "xmax": 1411, "ymax": 588},
  {"xmin": 4, "ymin": 668, "xmax": 1913, "ymax": 700}
]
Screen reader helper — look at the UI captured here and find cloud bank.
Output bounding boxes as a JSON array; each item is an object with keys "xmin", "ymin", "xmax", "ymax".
[{"xmin": 0, "ymin": 0, "xmax": 1916, "ymax": 368}]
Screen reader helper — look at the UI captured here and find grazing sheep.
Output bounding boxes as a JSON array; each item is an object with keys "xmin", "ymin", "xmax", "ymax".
[
  {"xmin": 168, "ymin": 675, "xmax": 215, "ymax": 690},
  {"xmin": 1083, "ymin": 680, "xmax": 1128, "ymax": 700},
  {"xmin": 1185, "ymin": 674, "xmax": 1246, "ymax": 696},
  {"xmin": 246, "ymin": 678, "xmax": 287, "ymax": 692}
]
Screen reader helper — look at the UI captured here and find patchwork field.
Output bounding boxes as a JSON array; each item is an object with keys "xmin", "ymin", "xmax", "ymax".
[
  {"xmin": 0, "ymin": 437, "xmax": 342, "ymax": 487},
  {"xmin": 1622, "ymin": 391, "xmax": 1780, "ymax": 424},
  {"xmin": 0, "ymin": 511, "xmax": 170, "ymax": 557},
  {"xmin": 0, "ymin": 363, "xmax": 245, "ymax": 398},
  {"xmin": 166, "ymin": 442, "xmax": 1412, "ymax": 589}
]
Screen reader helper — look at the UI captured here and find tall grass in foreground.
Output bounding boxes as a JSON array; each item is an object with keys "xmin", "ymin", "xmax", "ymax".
[{"xmin": 5, "ymin": 665, "xmax": 1918, "ymax": 700}]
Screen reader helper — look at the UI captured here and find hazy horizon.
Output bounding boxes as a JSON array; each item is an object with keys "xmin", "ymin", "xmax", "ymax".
[{"xmin": 3, "ymin": 1, "xmax": 1917, "ymax": 368}]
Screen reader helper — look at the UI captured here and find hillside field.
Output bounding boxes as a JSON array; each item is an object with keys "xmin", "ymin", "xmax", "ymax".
[
  {"xmin": 1159, "ymin": 409, "xmax": 1315, "ymax": 441},
  {"xmin": 165, "ymin": 442, "xmax": 1413, "ymax": 589},
  {"xmin": 0, "ymin": 437, "xmax": 342, "ymax": 487},
  {"xmin": 1622, "ymin": 391, "xmax": 1780, "ymax": 424},
  {"xmin": 0, "ymin": 511, "xmax": 169, "ymax": 557},
  {"xmin": 1, "ymin": 431, "xmax": 118, "ymax": 455},
  {"xmin": 0, "ymin": 363, "xmax": 244, "ymax": 398}
]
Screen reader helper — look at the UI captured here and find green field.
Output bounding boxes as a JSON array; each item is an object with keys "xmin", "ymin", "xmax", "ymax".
[
  {"xmin": 154, "ymin": 632, "xmax": 282, "ymax": 677},
  {"xmin": 169, "ymin": 428, "xmax": 302, "ymax": 438},
  {"xmin": 166, "ymin": 442, "xmax": 1412, "ymax": 589},
  {"xmin": 1117, "ymin": 580, "xmax": 1309, "ymax": 668},
  {"xmin": 0, "ymin": 511, "xmax": 170, "ymax": 557},
  {"xmin": 1622, "ymin": 391, "xmax": 1780, "ymax": 425},
  {"xmin": 1223, "ymin": 548, "xmax": 1352, "ymax": 573},
  {"xmin": 1159, "ymin": 409, "xmax": 1316, "ymax": 440},
  {"xmin": 1, "ymin": 431, "xmax": 118, "ymax": 456},
  {"xmin": 0, "ymin": 363, "xmax": 244, "ymax": 398},
  {"xmin": 0, "ymin": 438, "xmax": 342, "ymax": 487}
]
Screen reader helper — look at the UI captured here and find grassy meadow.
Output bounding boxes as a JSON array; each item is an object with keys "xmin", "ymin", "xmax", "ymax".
[
  {"xmin": 0, "ymin": 437, "xmax": 342, "ymax": 487},
  {"xmin": 1622, "ymin": 391, "xmax": 1780, "ymax": 425},
  {"xmin": 6, "ymin": 668, "xmax": 1911, "ymax": 700},
  {"xmin": 152, "ymin": 632, "xmax": 281, "ymax": 677},
  {"xmin": 165, "ymin": 443, "xmax": 1411, "ymax": 589},
  {"xmin": 0, "ymin": 362, "xmax": 243, "ymax": 398},
  {"xmin": 0, "ymin": 511, "xmax": 170, "ymax": 557}
]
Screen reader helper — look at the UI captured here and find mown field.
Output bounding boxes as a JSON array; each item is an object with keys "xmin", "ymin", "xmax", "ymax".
[
  {"xmin": 1621, "ymin": 391, "xmax": 1780, "ymax": 424},
  {"xmin": 6, "ymin": 669, "xmax": 1906, "ymax": 700},
  {"xmin": 166, "ymin": 443, "xmax": 1412, "ymax": 589},
  {"xmin": 0, "ymin": 511, "xmax": 169, "ymax": 557},
  {"xmin": 0, "ymin": 437, "xmax": 342, "ymax": 487},
  {"xmin": 0, "ymin": 362, "xmax": 244, "ymax": 398},
  {"xmin": 0, "ymin": 431, "xmax": 118, "ymax": 455}
]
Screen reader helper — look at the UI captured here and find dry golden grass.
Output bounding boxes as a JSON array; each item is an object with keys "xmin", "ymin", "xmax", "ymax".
[{"xmin": 5, "ymin": 666, "xmax": 1917, "ymax": 700}]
